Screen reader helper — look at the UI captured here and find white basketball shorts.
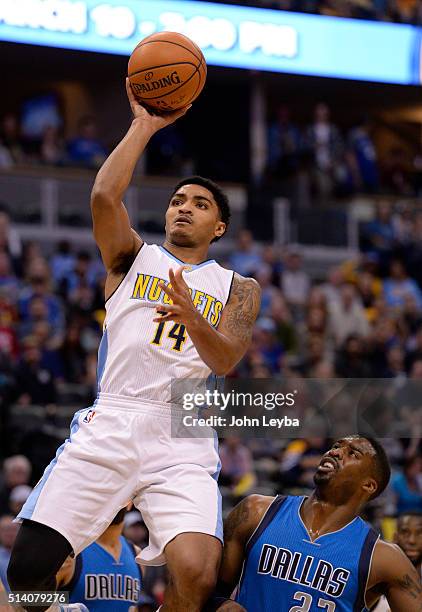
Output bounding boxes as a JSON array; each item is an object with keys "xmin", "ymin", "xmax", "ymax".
[{"xmin": 17, "ymin": 393, "xmax": 223, "ymax": 565}]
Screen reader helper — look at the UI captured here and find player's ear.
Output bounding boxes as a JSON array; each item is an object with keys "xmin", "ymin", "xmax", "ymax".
[
  {"xmin": 362, "ymin": 477, "xmax": 377, "ymax": 499},
  {"xmin": 214, "ymin": 221, "xmax": 226, "ymax": 239}
]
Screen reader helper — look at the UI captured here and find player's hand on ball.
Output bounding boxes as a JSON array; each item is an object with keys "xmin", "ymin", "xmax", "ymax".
[
  {"xmin": 126, "ymin": 78, "xmax": 191, "ymax": 131},
  {"xmin": 155, "ymin": 266, "xmax": 199, "ymax": 326}
]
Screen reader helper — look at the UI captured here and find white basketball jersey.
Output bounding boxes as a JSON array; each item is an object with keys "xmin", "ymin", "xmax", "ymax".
[{"xmin": 97, "ymin": 243, "xmax": 234, "ymax": 405}]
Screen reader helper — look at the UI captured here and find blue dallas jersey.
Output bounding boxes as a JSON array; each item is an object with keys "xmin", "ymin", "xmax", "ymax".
[
  {"xmin": 236, "ymin": 496, "xmax": 379, "ymax": 612},
  {"xmin": 66, "ymin": 536, "xmax": 142, "ymax": 611}
]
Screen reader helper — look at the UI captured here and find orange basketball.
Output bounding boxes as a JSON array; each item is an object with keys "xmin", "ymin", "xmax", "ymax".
[{"xmin": 128, "ymin": 32, "xmax": 207, "ymax": 112}]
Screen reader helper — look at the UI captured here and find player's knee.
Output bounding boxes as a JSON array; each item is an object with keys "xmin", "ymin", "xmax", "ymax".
[{"xmin": 175, "ymin": 556, "xmax": 218, "ymax": 595}]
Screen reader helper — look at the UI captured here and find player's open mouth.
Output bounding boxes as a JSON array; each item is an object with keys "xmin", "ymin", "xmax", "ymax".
[
  {"xmin": 318, "ymin": 457, "xmax": 338, "ymax": 472},
  {"xmin": 175, "ymin": 217, "xmax": 192, "ymax": 225}
]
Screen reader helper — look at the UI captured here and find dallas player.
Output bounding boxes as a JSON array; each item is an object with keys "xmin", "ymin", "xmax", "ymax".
[
  {"xmin": 212, "ymin": 437, "xmax": 422, "ymax": 611},
  {"xmin": 8, "ymin": 80, "xmax": 261, "ymax": 612},
  {"xmin": 56, "ymin": 506, "xmax": 143, "ymax": 611}
]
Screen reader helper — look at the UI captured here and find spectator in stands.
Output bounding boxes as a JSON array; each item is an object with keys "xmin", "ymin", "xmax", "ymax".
[
  {"xmin": 0, "ymin": 515, "xmax": 19, "ymax": 590},
  {"xmin": 254, "ymin": 317, "xmax": 284, "ymax": 373},
  {"xmin": 327, "ymin": 283, "xmax": 370, "ymax": 348},
  {"xmin": 320, "ymin": 265, "xmax": 344, "ymax": 305},
  {"xmin": 361, "ymin": 200, "xmax": 396, "ymax": 271},
  {"xmin": 334, "ymin": 334, "xmax": 372, "ymax": 378},
  {"xmin": 383, "ymin": 344, "xmax": 407, "ymax": 379},
  {"xmin": 383, "ymin": 259, "xmax": 422, "ymax": 311},
  {"xmin": 123, "ymin": 511, "xmax": 148, "ymax": 549},
  {"xmin": 219, "ymin": 436, "xmax": 256, "ymax": 500},
  {"xmin": 50, "ymin": 240, "xmax": 75, "ymax": 289},
  {"xmin": 0, "ymin": 206, "xmax": 22, "ymax": 274},
  {"xmin": 348, "ymin": 118, "xmax": 379, "ymax": 192},
  {"xmin": 40, "ymin": 125, "xmax": 65, "ymax": 166},
  {"xmin": 229, "ymin": 229, "xmax": 262, "ymax": 277},
  {"xmin": 67, "ymin": 115, "xmax": 107, "ymax": 168},
  {"xmin": 14, "ymin": 335, "xmax": 57, "ymax": 406},
  {"xmin": 279, "ymin": 437, "xmax": 327, "ymax": 490},
  {"xmin": 267, "ymin": 105, "xmax": 302, "ymax": 182},
  {"xmin": 281, "ymin": 250, "xmax": 310, "ymax": 316},
  {"xmin": 8, "ymin": 485, "xmax": 32, "ymax": 516},
  {"xmin": 304, "ymin": 102, "xmax": 343, "ymax": 199},
  {"xmin": 0, "ymin": 114, "xmax": 25, "ymax": 165},
  {"xmin": 0, "ymin": 455, "xmax": 31, "ymax": 516},
  {"xmin": 0, "ymin": 253, "xmax": 19, "ymax": 302},
  {"xmin": 270, "ymin": 296, "xmax": 297, "ymax": 354},
  {"xmin": 391, "ymin": 455, "xmax": 422, "ymax": 514},
  {"xmin": 405, "ymin": 326, "xmax": 422, "ymax": 372},
  {"xmin": 18, "ymin": 258, "xmax": 64, "ymax": 335},
  {"xmin": 255, "ymin": 264, "xmax": 284, "ymax": 317},
  {"xmin": 59, "ymin": 322, "xmax": 87, "ymax": 384}
]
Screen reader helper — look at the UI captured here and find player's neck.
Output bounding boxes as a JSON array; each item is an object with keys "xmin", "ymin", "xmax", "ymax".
[
  {"xmin": 96, "ymin": 524, "xmax": 123, "ymax": 559},
  {"xmin": 162, "ymin": 240, "xmax": 210, "ymax": 265},
  {"xmin": 301, "ymin": 491, "xmax": 361, "ymax": 541}
]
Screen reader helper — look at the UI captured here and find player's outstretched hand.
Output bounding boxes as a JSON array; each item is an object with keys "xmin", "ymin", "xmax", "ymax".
[
  {"xmin": 126, "ymin": 78, "xmax": 191, "ymax": 132},
  {"xmin": 155, "ymin": 266, "xmax": 199, "ymax": 326}
]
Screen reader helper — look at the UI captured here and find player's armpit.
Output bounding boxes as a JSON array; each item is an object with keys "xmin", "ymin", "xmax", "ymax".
[
  {"xmin": 369, "ymin": 541, "xmax": 422, "ymax": 611},
  {"xmin": 218, "ymin": 495, "xmax": 274, "ymax": 592},
  {"xmin": 218, "ymin": 273, "xmax": 261, "ymax": 354}
]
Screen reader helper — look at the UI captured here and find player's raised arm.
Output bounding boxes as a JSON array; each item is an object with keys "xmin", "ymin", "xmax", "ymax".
[
  {"xmin": 91, "ymin": 79, "xmax": 191, "ymax": 272},
  {"xmin": 370, "ymin": 540, "xmax": 422, "ymax": 610}
]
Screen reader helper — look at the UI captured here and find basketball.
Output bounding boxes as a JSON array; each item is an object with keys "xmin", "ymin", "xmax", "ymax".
[{"xmin": 128, "ymin": 32, "xmax": 207, "ymax": 112}]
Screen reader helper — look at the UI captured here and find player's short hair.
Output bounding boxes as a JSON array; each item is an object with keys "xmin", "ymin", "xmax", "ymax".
[
  {"xmin": 170, "ymin": 176, "xmax": 231, "ymax": 242},
  {"xmin": 362, "ymin": 437, "xmax": 391, "ymax": 500}
]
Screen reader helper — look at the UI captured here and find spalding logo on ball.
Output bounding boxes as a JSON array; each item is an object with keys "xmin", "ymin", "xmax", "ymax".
[{"xmin": 128, "ymin": 31, "xmax": 207, "ymax": 112}]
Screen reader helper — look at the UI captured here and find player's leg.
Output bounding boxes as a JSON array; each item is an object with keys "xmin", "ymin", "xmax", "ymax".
[
  {"xmin": 134, "ymin": 423, "xmax": 223, "ymax": 611},
  {"xmin": 162, "ymin": 533, "xmax": 222, "ymax": 612},
  {"xmin": 7, "ymin": 521, "xmax": 71, "ymax": 612}
]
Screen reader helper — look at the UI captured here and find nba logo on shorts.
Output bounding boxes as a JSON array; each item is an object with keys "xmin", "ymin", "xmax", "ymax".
[{"xmin": 83, "ymin": 410, "xmax": 96, "ymax": 424}]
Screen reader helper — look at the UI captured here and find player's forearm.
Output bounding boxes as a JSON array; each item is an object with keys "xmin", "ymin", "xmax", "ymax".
[
  {"xmin": 92, "ymin": 118, "xmax": 154, "ymax": 203},
  {"xmin": 187, "ymin": 313, "xmax": 242, "ymax": 376}
]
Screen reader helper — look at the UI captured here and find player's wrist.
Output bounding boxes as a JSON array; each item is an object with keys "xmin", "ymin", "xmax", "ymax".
[
  {"xmin": 185, "ymin": 306, "xmax": 203, "ymax": 330},
  {"xmin": 131, "ymin": 117, "xmax": 156, "ymax": 136}
]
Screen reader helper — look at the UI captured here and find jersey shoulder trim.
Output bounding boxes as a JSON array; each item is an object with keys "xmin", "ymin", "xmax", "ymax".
[{"xmin": 245, "ymin": 495, "xmax": 288, "ymax": 558}]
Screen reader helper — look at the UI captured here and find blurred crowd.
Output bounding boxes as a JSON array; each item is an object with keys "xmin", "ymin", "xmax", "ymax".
[
  {"xmin": 2, "ymin": 102, "xmax": 420, "ymax": 204},
  {"xmin": 207, "ymin": 0, "xmax": 422, "ymax": 24},
  {"xmin": 266, "ymin": 103, "xmax": 422, "ymax": 203},
  {"xmin": 0, "ymin": 186, "xmax": 420, "ymax": 599}
]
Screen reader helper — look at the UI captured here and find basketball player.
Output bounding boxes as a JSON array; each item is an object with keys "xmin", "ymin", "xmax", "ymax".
[
  {"xmin": 8, "ymin": 79, "xmax": 261, "ymax": 612},
  {"xmin": 210, "ymin": 437, "xmax": 422, "ymax": 611},
  {"xmin": 372, "ymin": 511, "xmax": 422, "ymax": 611},
  {"xmin": 56, "ymin": 506, "xmax": 143, "ymax": 611}
]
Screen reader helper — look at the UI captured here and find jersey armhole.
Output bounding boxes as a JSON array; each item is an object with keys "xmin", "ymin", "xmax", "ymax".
[
  {"xmin": 354, "ymin": 529, "xmax": 380, "ymax": 612},
  {"xmin": 105, "ymin": 242, "xmax": 144, "ymax": 305},
  {"xmin": 236, "ymin": 495, "xmax": 288, "ymax": 596}
]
